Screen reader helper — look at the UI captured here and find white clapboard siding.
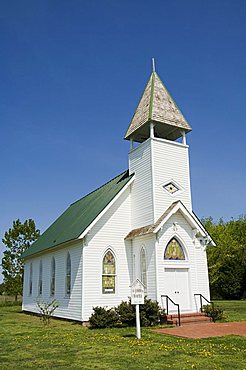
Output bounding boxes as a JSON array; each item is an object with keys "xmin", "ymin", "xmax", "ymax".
[
  {"xmin": 129, "ymin": 139, "xmax": 154, "ymax": 228},
  {"xmin": 132, "ymin": 235, "xmax": 157, "ymax": 301},
  {"xmin": 156, "ymin": 211, "xmax": 209, "ymax": 313},
  {"xmin": 22, "ymin": 242, "xmax": 83, "ymax": 321},
  {"xmin": 153, "ymin": 138, "xmax": 192, "ymax": 221},
  {"xmin": 82, "ymin": 187, "xmax": 132, "ymax": 321},
  {"xmin": 194, "ymin": 243, "xmax": 210, "ymax": 302}
]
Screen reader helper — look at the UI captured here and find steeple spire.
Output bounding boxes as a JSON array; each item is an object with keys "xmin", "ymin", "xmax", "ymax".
[
  {"xmin": 152, "ymin": 57, "xmax": 155, "ymax": 72},
  {"xmin": 124, "ymin": 62, "xmax": 192, "ymax": 143}
]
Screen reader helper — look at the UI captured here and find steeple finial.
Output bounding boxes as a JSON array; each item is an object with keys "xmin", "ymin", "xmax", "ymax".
[{"xmin": 152, "ymin": 57, "xmax": 155, "ymax": 72}]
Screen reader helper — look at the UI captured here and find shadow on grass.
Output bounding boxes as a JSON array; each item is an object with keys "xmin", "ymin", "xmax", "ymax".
[
  {"xmin": 17, "ymin": 310, "xmax": 29, "ymax": 315},
  {"xmin": 122, "ymin": 334, "xmax": 136, "ymax": 338}
]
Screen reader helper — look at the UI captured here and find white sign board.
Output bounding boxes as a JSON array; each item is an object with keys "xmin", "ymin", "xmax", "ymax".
[{"xmin": 131, "ymin": 279, "xmax": 145, "ymax": 305}]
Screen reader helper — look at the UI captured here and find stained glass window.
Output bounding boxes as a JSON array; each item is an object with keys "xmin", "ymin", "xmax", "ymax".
[
  {"xmin": 102, "ymin": 250, "xmax": 116, "ymax": 294},
  {"xmin": 66, "ymin": 252, "xmax": 71, "ymax": 296},
  {"xmin": 38, "ymin": 260, "xmax": 42, "ymax": 296},
  {"xmin": 140, "ymin": 247, "xmax": 147, "ymax": 292},
  {"xmin": 50, "ymin": 257, "xmax": 56, "ymax": 296},
  {"xmin": 29, "ymin": 262, "xmax": 33, "ymax": 296},
  {"xmin": 163, "ymin": 182, "xmax": 179, "ymax": 194},
  {"xmin": 164, "ymin": 238, "xmax": 185, "ymax": 260}
]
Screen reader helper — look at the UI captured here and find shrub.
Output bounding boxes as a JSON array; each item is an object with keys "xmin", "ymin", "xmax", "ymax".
[
  {"xmin": 36, "ymin": 299, "xmax": 59, "ymax": 325},
  {"xmin": 89, "ymin": 306, "xmax": 119, "ymax": 329},
  {"xmin": 203, "ymin": 304, "xmax": 224, "ymax": 322},
  {"xmin": 89, "ymin": 298, "xmax": 162, "ymax": 329},
  {"xmin": 116, "ymin": 300, "xmax": 136, "ymax": 326},
  {"xmin": 140, "ymin": 298, "xmax": 162, "ymax": 326},
  {"xmin": 117, "ymin": 298, "xmax": 162, "ymax": 327}
]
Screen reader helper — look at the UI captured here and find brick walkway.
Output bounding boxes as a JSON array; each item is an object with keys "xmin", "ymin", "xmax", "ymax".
[{"xmin": 153, "ymin": 322, "xmax": 246, "ymax": 339}]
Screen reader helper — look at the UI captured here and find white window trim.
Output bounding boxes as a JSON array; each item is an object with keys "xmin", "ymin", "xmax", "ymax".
[
  {"xmin": 38, "ymin": 260, "xmax": 43, "ymax": 297},
  {"xmin": 65, "ymin": 252, "xmax": 71, "ymax": 298},
  {"xmin": 161, "ymin": 179, "xmax": 184, "ymax": 197},
  {"xmin": 163, "ymin": 235, "xmax": 188, "ymax": 261},
  {"xmin": 101, "ymin": 248, "xmax": 117, "ymax": 295},
  {"xmin": 50, "ymin": 257, "xmax": 56, "ymax": 297},
  {"xmin": 140, "ymin": 246, "xmax": 147, "ymax": 293},
  {"xmin": 29, "ymin": 262, "xmax": 33, "ymax": 296}
]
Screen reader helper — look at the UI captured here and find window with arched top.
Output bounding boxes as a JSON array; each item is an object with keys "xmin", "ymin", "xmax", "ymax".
[
  {"xmin": 29, "ymin": 262, "xmax": 33, "ymax": 296},
  {"xmin": 66, "ymin": 252, "xmax": 71, "ymax": 296},
  {"xmin": 140, "ymin": 247, "xmax": 147, "ymax": 292},
  {"xmin": 102, "ymin": 250, "xmax": 116, "ymax": 294},
  {"xmin": 50, "ymin": 257, "xmax": 56, "ymax": 296},
  {"xmin": 164, "ymin": 238, "xmax": 185, "ymax": 260},
  {"xmin": 38, "ymin": 260, "xmax": 43, "ymax": 296}
]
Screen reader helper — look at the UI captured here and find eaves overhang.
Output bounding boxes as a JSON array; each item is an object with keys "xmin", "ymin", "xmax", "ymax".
[
  {"xmin": 78, "ymin": 174, "xmax": 135, "ymax": 240},
  {"xmin": 125, "ymin": 201, "xmax": 215, "ymax": 246}
]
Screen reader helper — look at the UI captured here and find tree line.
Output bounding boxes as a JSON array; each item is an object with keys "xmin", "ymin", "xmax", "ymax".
[
  {"xmin": 0, "ymin": 216, "xmax": 246, "ymax": 300},
  {"xmin": 203, "ymin": 215, "xmax": 246, "ymax": 300},
  {"xmin": 0, "ymin": 219, "xmax": 40, "ymax": 299}
]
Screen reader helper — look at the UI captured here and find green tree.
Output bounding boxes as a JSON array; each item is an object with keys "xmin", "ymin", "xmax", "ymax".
[
  {"xmin": 0, "ymin": 282, "xmax": 5, "ymax": 295},
  {"xmin": 1, "ymin": 219, "xmax": 40, "ymax": 299},
  {"xmin": 203, "ymin": 216, "xmax": 246, "ymax": 299}
]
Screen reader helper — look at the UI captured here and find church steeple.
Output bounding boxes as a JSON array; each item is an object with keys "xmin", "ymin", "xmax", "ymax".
[{"xmin": 125, "ymin": 60, "xmax": 192, "ymax": 143}]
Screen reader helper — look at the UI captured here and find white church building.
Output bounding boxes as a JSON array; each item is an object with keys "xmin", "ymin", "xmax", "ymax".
[{"xmin": 22, "ymin": 63, "xmax": 214, "ymax": 322}]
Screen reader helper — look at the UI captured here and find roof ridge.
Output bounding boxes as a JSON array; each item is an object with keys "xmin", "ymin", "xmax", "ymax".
[
  {"xmin": 125, "ymin": 201, "xmax": 181, "ymax": 239},
  {"xmin": 70, "ymin": 170, "xmax": 129, "ymax": 206},
  {"xmin": 22, "ymin": 169, "xmax": 134, "ymax": 259},
  {"xmin": 148, "ymin": 72, "xmax": 155, "ymax": 120},
  {"xmin": 124, "ymin": 73, "xmax": 152, "ymax": 138},
  {"xmin": 154, "ymin": 72, "xmax": 189, "ymax": 125}
]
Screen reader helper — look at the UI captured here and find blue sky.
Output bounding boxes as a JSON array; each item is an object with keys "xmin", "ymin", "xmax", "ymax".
[{"xmin": 1, "ymin": 0, "xmax": 246, "ymax": 281}]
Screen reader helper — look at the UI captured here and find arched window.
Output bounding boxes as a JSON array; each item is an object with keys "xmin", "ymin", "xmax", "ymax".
[
  {"xmin": 29, "ymin": 262, "xmax": 33, "ymax": 296},
  {"xmin": 38, "ymin": 260, "xmax": 43, "ymax": 296},
  {"xmin": 164, "ymin": 238, "xmax": 185, "ymax": 260},
  {"xmin": 102, "ymin": 250, "xmax": 116, "ymax": 294},
  {"xmin": 66, "ymin": 252, "xmax": 71, "ymax": 296},
  {"xmin": 50, "ymin": 257, "xmax": 56, "ymax": 296},
  {"xmin": 140, "ymin": 247, "xmax": 147, "ymax": 292}
]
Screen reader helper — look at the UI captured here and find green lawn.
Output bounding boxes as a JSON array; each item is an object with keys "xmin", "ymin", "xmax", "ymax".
[
  {"xmin": 0, "ymin": 303, "xmax": 246, "ymax": 369},
  {"xmin": 214, "ymin": 300, "xmax": 246, "ymax": 322}
]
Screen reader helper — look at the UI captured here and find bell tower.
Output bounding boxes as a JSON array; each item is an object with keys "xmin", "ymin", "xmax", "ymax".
[{"xmin": 126, "ymin": 60, "xmax": 193, "ymax": 229}]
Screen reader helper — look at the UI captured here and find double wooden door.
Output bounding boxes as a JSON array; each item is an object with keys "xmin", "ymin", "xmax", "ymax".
[{"xmin": 164, "ymin": 268, "xmax": 190, "ymax": 311}]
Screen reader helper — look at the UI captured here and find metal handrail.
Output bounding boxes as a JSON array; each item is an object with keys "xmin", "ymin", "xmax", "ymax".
[
  {"xmin": 194, "ymin": 293, "xmax": 214, "ymax": 312},
  {"xmin": 161, "ymin": 295, "xmax": 181, "ymax": 326}
]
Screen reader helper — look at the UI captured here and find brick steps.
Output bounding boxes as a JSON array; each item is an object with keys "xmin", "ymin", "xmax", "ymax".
[{"xmin": 161, "ymin": 312, "xmax": 211, "ymax": 326}]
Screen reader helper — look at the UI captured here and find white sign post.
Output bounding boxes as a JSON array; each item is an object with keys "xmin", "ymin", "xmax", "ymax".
[{"xmin": 131, "ymin": 279, "xmax": 145, "ymax": 339}]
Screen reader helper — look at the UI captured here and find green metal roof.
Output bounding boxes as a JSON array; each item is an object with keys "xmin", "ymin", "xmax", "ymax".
[{"xmin": 22, "ymin": 171, "xmax": 133, "ymax": 259}]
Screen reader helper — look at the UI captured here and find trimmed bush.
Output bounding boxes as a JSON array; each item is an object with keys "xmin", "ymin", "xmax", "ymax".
[
  {"xmin": 89, "ymin": 306, "xmax": 119, "ymax": 328},
  {"xmin": 116, "ymin": 300, "xmax": 135, "ymax": 327},
  {"xmin": 89, "ymin": 298, "xmax": 162, "ymax": 329},
  {"xmin": 140, "ymin": 298, "xmax": 161, "ymax": 326},
  {"xmin": 203, "ymin": 304, "xmax": 224, "ymax": 322}
]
